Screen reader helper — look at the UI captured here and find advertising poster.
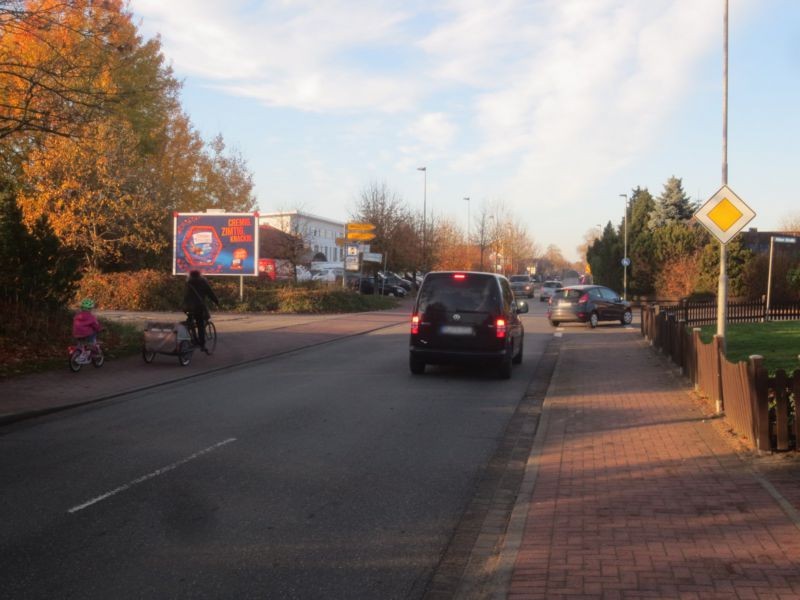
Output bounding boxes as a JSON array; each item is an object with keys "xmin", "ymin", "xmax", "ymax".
[{"xmin": 173, "ymin": 212, "xmax": 259, "ymax": 276}]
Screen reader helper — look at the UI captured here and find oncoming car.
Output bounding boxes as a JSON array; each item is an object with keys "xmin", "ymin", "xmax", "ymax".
[
  {"xmin": 547, "ymin": 284, "xmax": 633, "ymax": 328},
  {"xmin": 509, "ymin": 274, "xmax": 534, "ymax": 298},
  {"xmin": 409, "ymin": 271, "xmax": 528, "ymax": 379},
  {"xmin": 539, "ymin": 280, "xmax": 563, "ymax": 302}
]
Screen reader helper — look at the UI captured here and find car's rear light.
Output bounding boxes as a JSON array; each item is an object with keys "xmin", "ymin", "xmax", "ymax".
[
  {"xmin": 579, "ymin": 293, "xmax": 589, "ymax": 303},
  {"xmin": 453, "ymin": 273, "xmax": 466, "ymax": 280},
  {"xmin": 495, "ymin": 318, "xmax": 507, "ymax": 338},
  {"xmin": 411, "ymin": 314, "xmax": 420, "ymax": 335}
]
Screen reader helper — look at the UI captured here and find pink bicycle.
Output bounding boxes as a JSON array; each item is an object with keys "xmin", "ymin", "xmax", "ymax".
[{"xmin": 68, "ymin": 340, "xmax": 104, "ymax": 372}]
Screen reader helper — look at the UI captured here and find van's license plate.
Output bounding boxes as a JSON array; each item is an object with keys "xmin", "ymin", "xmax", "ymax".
[{"xmin": 440, "ymin": 325, "xmax": 473, "ymax": 335}]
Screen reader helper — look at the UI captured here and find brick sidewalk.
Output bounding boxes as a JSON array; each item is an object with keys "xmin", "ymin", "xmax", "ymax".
[{"xmin": 508, "ymin": 325, "xmax": 800, "ymax": 599}]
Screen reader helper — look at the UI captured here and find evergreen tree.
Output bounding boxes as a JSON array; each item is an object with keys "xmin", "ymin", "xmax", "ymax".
[
  {"xmin": 648, "ymin": 176, "xmax": 695, "ymax": 230},
  {"xmin": 0, "ymin": 183, "xmax": 79, "ymax": 309},
  {"xmin": 626, "ymin": 186, "xmax": 656, "ymax": 296},
  {"xmin": 587, "ymin": 221, "xmax": 622, "ymax": 288}
]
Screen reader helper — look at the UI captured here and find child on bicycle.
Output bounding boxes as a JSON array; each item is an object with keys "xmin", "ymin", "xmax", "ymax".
[{"xmin": 73, "ymin": 299, "xmax": 103, "ymax": 356}]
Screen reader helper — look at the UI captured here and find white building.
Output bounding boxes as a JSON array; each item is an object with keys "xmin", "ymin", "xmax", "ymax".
[{"xmin": 259, "ymin": 211, "xmax": 346, "ymax": 263}]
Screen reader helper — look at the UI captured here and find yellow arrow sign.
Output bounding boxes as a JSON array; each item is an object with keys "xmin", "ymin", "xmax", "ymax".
[
  {"xmin": 346, "ymin": 231, "xmax": 376, "ymax": 241},
  {"xmin": 347, "ymin": 222, "xmax": 376, "ymax": 232}
]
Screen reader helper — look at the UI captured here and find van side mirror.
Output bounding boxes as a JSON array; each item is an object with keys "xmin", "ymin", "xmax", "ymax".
[{"xmin": 516, "ymin": 300, "xmax": 529, "ymax": 314}]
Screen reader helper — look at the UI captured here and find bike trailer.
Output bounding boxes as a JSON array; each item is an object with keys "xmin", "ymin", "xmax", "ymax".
[{"xmin": 143, "ymin": 321, "xmax": 191, "ymax": 354}]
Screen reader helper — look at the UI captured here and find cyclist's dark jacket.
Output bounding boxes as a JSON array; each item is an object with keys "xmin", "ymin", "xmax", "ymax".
[{"xmin": 183, "ymin": 275, "xmax": 219, "ymax": 315}]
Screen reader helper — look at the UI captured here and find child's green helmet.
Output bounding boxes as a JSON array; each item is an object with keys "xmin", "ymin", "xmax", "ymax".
[{"xmin": 80, "ymin": 298, "xmax": 95, "ymax": 310}]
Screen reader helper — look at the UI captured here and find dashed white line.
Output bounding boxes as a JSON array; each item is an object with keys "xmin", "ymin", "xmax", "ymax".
[{"xmin": 67, "ymin": 437, "xmax": 237, "ymax": 514}]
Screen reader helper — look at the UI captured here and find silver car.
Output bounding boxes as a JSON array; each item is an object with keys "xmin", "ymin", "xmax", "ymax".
[
  {"xmin": 509, "ymin": 274, "xmax": 534, "ymax": 298},
  {"xmin": 539, "ymin": 280, "xmax": 563, "ymax": 302}
]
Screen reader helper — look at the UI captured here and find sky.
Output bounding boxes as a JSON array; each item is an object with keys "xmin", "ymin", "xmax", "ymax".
[{"xmin": 130, "ymin": 0, "xmax": 800, "ymax": 263}]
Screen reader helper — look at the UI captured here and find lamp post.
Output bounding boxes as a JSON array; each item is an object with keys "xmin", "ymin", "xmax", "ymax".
[
  {"xmin": 620, "ymin": 193, "xmax": 628, "ymax": 301},
  {"xmin": 463, "ymin": 197, "xmax": 470, "ymax": 240},
  {"xmin": 417, "ymin": 167, "xmax": 427, "ymax": 271}
]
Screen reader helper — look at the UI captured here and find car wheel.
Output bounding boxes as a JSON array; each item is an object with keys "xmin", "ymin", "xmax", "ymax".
[
  {"xmin": 589, "ymin": 312, "xmax": 599, "ymax": 328},
  {"xmin": 512, "ymin": 338, "xmax": 523, "ymax": 365},
  {"xmin": 409, "ymin": 355, "xmax": 426, "ymax": 375},
  {"xmin": 550, "ymin": 320, "xmax": 559, "ymax": 327},
  {"xmin": 621, "ymin": 310, "xmax": 633, "ymax": 326}
]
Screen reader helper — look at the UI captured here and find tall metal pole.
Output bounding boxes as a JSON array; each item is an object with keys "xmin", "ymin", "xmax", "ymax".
[
  {"xmin": 417, "ymin": 167, "xmax": 427, "ymax": 272},
  {"xmin": 620, "ymin": 193, "xmax": 628, "ymax": 301},
  {"xmin": 717, "ymin": 0, "xmax": 729, "ymax": 347}
]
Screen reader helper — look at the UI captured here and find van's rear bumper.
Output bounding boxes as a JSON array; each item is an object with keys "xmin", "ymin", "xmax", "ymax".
[{"xmin": 409, "ymin": 345, "xmax": 509, "ymax": 365}]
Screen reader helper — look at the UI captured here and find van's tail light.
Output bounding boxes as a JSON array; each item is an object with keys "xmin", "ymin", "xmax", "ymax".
[
  {"xmin": 579, "ymin": 293, "xmax": 589, "ymax": 303},
  {"xmin": 453, "ymin": 273, "xmax": 466, "ymax": 280},
  {"xmin": 411, "ymin": 314, "xmax": 420, "ymax": 335},
  {"xmin": 495, "ymin": 318, "xmax": 507, "ymax": 338}
]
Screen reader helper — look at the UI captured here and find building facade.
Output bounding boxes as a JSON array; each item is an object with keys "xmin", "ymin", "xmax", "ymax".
[{"xmin": 259, "ymin": 211, "xmax": 346, "ymax": 263}]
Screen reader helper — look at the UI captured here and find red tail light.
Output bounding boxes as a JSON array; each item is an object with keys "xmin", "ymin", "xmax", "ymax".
[
  {"xmin": 579, "ymin": 293, "xmax": 589, "ymax": 303},
  {"xmin": 453, "ymin": 273, "xmax": 466, "ymax": 280},
  {"xmin": 495, "ymin": 318, "xmax": 507, "ymax": 338},
  {"xmin": 411, "ymin": 314, "xmax": 420, "ymax": 335}
]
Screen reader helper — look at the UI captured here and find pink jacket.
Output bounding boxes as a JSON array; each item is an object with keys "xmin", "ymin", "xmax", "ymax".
[{"xmin": 72, "ymin": 311, "xmax": 102, "ymax": 338}]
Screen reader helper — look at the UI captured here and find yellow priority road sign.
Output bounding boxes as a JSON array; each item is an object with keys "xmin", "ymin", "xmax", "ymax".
[
  {"xmin": 347, "ymin": 222, "xmax": 376, "ymax": 232},
  {"xmin": 346, "ymin": 231, "xmax": 376, "ymax": 241},
  {"xmin": 694, "ymin": 184, "xmax": 755, "ymax": 245}
]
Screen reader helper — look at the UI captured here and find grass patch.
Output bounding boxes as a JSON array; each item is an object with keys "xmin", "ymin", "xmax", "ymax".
[{"xmin": 699, "ymin": 320, "xmax": 800, "ymax": 375}]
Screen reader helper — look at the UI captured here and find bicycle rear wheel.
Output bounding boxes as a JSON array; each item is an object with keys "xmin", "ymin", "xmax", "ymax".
[{"xmin": 204, "ymin": 321, "xmax": 217, "ymax": 355}]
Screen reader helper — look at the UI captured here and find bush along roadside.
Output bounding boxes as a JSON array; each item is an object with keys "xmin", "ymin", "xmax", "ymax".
[{"xmin": 74, "ymin": 270, "xmax": 400, "ymax": 313}]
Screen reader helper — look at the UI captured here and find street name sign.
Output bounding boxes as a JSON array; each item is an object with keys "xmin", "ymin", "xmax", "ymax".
[
  {"xmin": 347, "ymin": 222, "xmax": 376, "ymax": 232},
  {"xmin": 346, "ymin": 231, "xmax": 376, "ymax": 241},
  {"xmin": 774, "ymin": 236, "xmax": 796, "ymax": 244},
  {"xmin": 362, "ymin": 252, "xmax": 383, "ymax": 263},
  {"xmin": 694, "ymin": 184, "xmax": 756, "ymax": 245}
]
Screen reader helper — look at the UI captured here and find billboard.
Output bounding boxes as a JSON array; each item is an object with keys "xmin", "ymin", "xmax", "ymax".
[{"xmin": 173, "ymin": 212, "xmax": 259, "ymax": 276}]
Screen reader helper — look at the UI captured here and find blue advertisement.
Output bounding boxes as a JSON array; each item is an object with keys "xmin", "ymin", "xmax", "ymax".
[{"xmin": 173, "ymin": 212, "xmax": 259, "ymax": 276}]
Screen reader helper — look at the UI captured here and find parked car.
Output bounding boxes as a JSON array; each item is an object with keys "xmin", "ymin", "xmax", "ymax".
[
  {"xmin": 376, "ymin": 272, "xmax": 412, "ymax": 292},
  {"xmin": 539, "ymin": 280, "xmax": 563, "ymax": 302},
  {"xmin": 409, "ymin": 271, "xmax": 528, "ymax": 379},
  {"xmin": 547, "ymin": 284, "xmax": 632, "ymax": 328},
  {"xmin": 348, "ymin": 275, "xmax": 407, "ymax": 297},
  {"xmin": 509, "ymin": 274, "xmax": 535, "ymax": 298}
]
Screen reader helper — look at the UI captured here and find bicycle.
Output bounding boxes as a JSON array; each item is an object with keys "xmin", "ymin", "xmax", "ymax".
[
  {"xmin": 68, "ymin": 340, "xmax": 104, "ymax": 372},
  {"xmin": 184, "ymin": 312, "xmax": 217, "ymax": 356}
]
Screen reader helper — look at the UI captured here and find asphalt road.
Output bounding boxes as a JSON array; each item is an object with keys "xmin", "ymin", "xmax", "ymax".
[{"xmin": 0, "ymin": 308, "xmax": 553, "ymax": 599}]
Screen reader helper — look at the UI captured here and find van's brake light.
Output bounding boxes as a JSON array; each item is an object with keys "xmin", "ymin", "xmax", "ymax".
[
  {"xmin": 453, "ymin": 273, "xmax": 466, "ymax": 280},
  {"xmin": 411, "ymin": 314, "xmax": 420, "ymax": 335},
  {"xmin": 496, "ymin": 318, "xmax": 507, "ymax": 338}
]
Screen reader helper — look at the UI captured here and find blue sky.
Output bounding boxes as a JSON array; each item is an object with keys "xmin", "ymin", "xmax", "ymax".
[{"xmin": 131, "ymin": 0, "xmax": 799, "ymax": 262}]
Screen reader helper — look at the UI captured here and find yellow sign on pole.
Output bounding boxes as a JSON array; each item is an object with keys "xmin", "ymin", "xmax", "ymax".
[
  {"xmin": 346, "ymin": 231, "xmax": 376, "ymax": 241},
  {"xmin": 347, "ymin": 222, "xmax": 376, "ymax": 232},
  {"xmin": 694, "ymin": 184, "xmax": 755, "ymax": 245}
]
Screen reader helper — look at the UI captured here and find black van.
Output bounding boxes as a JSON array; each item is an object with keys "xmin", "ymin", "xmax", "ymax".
[{"xmin": 409, "ymin": 271, "xmax": 528, "ymax": 378}]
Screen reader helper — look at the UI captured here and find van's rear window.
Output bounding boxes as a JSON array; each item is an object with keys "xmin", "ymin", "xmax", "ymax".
[{"xmin": 418, "ymin": 274, "xmax": 500, "ymax": 313}]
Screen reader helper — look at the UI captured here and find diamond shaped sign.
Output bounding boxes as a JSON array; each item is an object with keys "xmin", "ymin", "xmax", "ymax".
[{"xmin": 694, "ymin": 184, "xmax": 755, "ymax": 244}]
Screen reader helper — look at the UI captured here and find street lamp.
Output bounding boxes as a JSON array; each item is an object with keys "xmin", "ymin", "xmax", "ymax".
[
  {"xmin": 620, "ymin": 193, "xmax": 628, "ymax": 301},
  {"xmin": 417, "ymin": 167, "xmax": 427, "ymax": 270}
]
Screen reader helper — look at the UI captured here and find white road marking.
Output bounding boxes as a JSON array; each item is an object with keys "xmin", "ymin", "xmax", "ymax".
[
  {"xmin": 554, "ymin": 332, "xmax": 563, "ymax": 338},
  {"xmin": 67, "ymin": 438, "xmax": 237, "ymax": 514}
]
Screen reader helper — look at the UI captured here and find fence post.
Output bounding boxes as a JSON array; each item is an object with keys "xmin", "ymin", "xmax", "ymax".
[
  {"xmin": 793, "ymin": 370, "xmax": 800, "ymax": 452},
  {"xmin": 653, "ymin": 305, "xmax": 660, "ymax": 348},
  {"xmin": 713, "ymin": 335, "xmax": 724, "ymax": 415},
  {"xmin": 748, "ymin": 355, "xmax": 771, "ymax": 452},
  {"xmin": 691, "ymin": 328, "xmax": 701, "ymax": 389}
]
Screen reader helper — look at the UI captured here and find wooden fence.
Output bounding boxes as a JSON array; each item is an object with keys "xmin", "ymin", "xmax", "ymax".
[
  {"xmin": 651, "ymin": 298, "xmax": 800, "ymax": 327},
  {"xmin": 641, "ymin": 303, "xmax": 800, "ymax": 452}
]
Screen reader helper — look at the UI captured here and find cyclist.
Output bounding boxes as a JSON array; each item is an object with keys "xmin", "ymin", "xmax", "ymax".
[
  {"xmin": 182, "ymin": 270, "xmax": 219, "ymax": 353},
  {"xmin": 72, "ymin": 299, "xmax": 102, "ymax": 360}
]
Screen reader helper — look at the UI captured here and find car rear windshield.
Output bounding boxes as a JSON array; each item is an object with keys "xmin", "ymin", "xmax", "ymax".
[
  {"xmin": 509, "ymin": 275, "xmax": 529, "ymax": 282},
  {"xmin": 418, "ymin": 274, "xmax": 500, "ymax": 313},
  {"xmin": 557, "ymin": 289, "xmax": 584, "ymax": 300}
]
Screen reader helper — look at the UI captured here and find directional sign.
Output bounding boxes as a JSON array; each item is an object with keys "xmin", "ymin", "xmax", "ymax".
[
  {"xmin": 694, "ymin": 184, "xmax": 755, "ymax": 245},
  {"xmin": 346, "ymin": 231, "xmax": 376, "ymax": 241},
  {"xmin": 347, "ymin": 222, "xmax": 376, "ymax": 232}
]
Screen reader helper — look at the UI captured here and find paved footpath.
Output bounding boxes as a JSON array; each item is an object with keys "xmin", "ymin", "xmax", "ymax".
[
  {"xmin": 0, "ymin": 303, "xmax": 411, "ymax": 424},
  {"xmin": 504, "ymin": 324, "xmax": 800, "ymax": 599}
]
